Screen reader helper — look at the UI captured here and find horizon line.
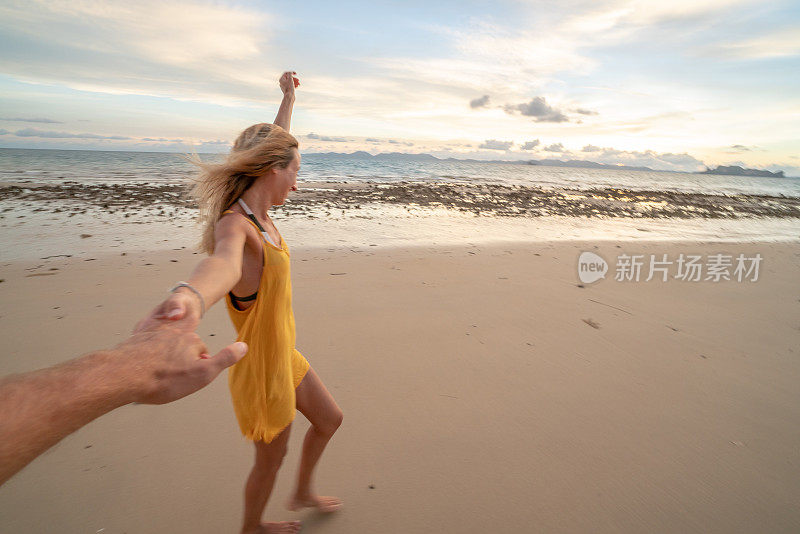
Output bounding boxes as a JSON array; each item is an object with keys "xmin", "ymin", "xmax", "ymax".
[{"xmin": 0, "ymin": 146, "xmax": 795, "ymax": 178}]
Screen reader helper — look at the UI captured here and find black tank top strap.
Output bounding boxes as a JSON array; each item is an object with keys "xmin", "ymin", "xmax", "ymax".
[
  {"xmin": 244, "ymin": 212, "xmax": 266, "ymax": 232},
  {"xmin": 236, "ymin": 198, "xmax": 281, "ymax": 248},
  {"xmin": 230, "ymin": 290, "xmax": 257, "ymax": 302},
  {"xmin": 222, "ymin": 207, "xmax": 270, "ymax": 246},
  {"xmin": 229, "ymin": 289, "xmax": 257, "ymax": 311},
  {"xmin": 225, "ymin": 204, "xmax": 265, "ymax": 232}
]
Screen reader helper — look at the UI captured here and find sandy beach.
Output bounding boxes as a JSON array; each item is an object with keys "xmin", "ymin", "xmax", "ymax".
[
  {"xmin": 1, "ymin": 235, "xmax": 798, "ymax": 533},
  {"xmin": 3, "ymin": 0, "xmax": 800, "ymax": 530}
]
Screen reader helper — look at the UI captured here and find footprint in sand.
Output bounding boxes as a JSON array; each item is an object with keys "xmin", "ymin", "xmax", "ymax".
[{"xmin": 582, "ymin": 318, "xmax": 600, "ymax": 329}]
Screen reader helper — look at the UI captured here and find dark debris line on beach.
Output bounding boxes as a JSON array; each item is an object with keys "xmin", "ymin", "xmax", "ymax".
[{"xmin": 1, "ymin": 181, "xmax": 799, "ymax": 220}]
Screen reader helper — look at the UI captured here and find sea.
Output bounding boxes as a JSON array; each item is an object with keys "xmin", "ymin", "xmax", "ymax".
[{"xmin": 1, "ymin": 148, "xmax": 799, "ymax": 198}]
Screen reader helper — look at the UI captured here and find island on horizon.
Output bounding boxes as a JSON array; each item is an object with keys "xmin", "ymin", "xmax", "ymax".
[
  {"xmin": 305, "ymin": 151, "xmax": 792, "ymax": 177},
  {"xmin": 304, "ymin": 151, "xmax": 656, "ymax": 172},
  {"xmin": 698, "ymin": 165, "xmax": 785, "ymax": 178}
]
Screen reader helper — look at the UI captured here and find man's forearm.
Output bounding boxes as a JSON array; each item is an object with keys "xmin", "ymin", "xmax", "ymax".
[
  {"xmin": 274, "ymin": 94, "xmax": 295, "ymax": 131},
  {"xmin": 0, "ymin": 309, "xmax": 246, "ymax": 486},
  {"xmin": 0, "ymin": 350, "xmax": 136, "ymax": 485}
]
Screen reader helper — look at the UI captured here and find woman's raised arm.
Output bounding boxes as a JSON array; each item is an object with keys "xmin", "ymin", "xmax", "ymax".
[{"xmin": 274, "ymin": 71, "xmax": 300, "ymax": 131}]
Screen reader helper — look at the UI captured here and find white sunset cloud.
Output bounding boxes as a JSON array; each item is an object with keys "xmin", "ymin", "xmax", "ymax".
[
  {"xmin": 0, "ymin": 0, "xmax": 277, "ymax": 105},
  {"xmin": 706, "ymin": 27, "xmax": 800, "ymax": 59}
]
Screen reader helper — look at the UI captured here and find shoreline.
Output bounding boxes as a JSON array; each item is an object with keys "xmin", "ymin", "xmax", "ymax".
[{"xmin": 1, "ymin": 208, "xmax": 798, "ymax": 264}]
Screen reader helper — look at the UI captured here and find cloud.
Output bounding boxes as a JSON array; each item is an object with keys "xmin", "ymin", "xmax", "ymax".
[
  {"xmin": 0, "ymin": 117, "xmax": 63, "ymax": 124},
  {"xmin": 724, "ymin": 144, "xmax": 754, "ymax": 153},
  {"xmin": 199, "ymin": 139, "xmax": 230, "ymax": 147},
  {"xmin": 368, "ymin": 24, "xmax": 593, "ymax": 96},
  {"xmin": 503, "ymin": 97, "xmax": 569, "ymax": 123},
  {"xmin": 387, "ymin": 139, "xmax": 414, "ymax": 146},
  {"xmin": 520, "ymin": 140, "xmax": 541, "ymax": 151},
  {"xmin": 306, "ymin": 132, "xmax": 348, "ymax": 142},
  {"xmin": 424, "ymin": 139, "xmax": 707, "ymax": 172},
  {"xmin": 0, "ymin": 1, "xmax": 274, "ymax": 106},
  {"xmin": 657, "ymin": 152, "xmax": 705, "ymax": 167},
  {"xmin": 553, "ymin": 144, "xmax": 706, "ymax": 171},
  {"xmin": 362, "ymin": 137, "xmax": 412, "ymax": 146},
  {"xmin": 575, "ymin": 108, "xmax": 598, "ymax": 116},
  {"xmin": 706, "ymin": 27, "xmax": 800, "ymax": 60},
  {"xmin": 374, "ymin": 1, "xmax": 757, "ymax": 99},
  {"xmin": 470, "ymin": 95, "xmax": 490, "ymax": 108},
  {"xmin": 13, "ymin": 128, "xmax": 131, "ymax": 140},
  {"xmin": 479, "ymin": 139, "xmax": 514, "ymax": 151},
  {"xmin": 143, "ymin": 137, "xmax": 184, "ymax": 142}
]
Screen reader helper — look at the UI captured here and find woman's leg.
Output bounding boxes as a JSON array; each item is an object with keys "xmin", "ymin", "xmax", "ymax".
[
  {"xmin": 241, "ymin": 423, "xmax": 301, "ymax": 534},
  {"xmin": 287, "ymin": 367, "xmax": 344, "ymax": 512}
]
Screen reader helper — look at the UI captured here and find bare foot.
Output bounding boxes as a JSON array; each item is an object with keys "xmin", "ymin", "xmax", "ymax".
[
  {"xmin": 287, "ymin": 494, "xmax": 343, "ymax": 513},
  {"xmin": 241, "ymin": 521, "xmax": 302, "ymax": 534}
]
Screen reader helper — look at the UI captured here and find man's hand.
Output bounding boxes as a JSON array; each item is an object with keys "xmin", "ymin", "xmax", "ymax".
[
  {"xmin": 113, "ymin": 328, "xmax": 247, "ymax": 405},
  {"xmin": 279, "ymin": 70, "xmax": 300, "ymax": 97},
  {"xmin": 130, "ymin": 289, "xmax": 245, "ymax": 404},
  {"xmin": 0, "ymin": 325, "xmax": 247, "ymax": 485}
]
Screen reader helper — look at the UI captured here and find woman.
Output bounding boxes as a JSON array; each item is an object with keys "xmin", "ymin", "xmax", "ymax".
[{"xmin": 139, "ymin": 71, "xmax": 342, "ymax": 534}]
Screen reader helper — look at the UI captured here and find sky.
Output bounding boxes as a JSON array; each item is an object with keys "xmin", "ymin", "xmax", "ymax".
[{"xmin": 0, "ymin": 0, "xmax": 798, "ymax": 174}]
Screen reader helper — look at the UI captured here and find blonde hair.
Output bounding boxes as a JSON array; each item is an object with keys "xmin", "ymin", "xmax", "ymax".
[{"xmin": 189, "ymin": 123, "xmax": 298, "ymax": 253}]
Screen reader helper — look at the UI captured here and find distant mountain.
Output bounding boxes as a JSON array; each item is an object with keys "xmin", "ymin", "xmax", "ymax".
[
  {"xmin": 699, "ymin": 165, "xmax": 785, "ymax": 178},
  {"xmin": 305, "ymin": 151, "xmax": 439, "ymax": 162},
  {"xmin": 525, "ymin": 159, "xmax": 654, "ymax": 172},
  {"xmin": 309, "ymin": 150, "xmax": 373, "ymax": 159},
  {"xmin": 374, "ymin": 152, "xmax": 439, "ymax": 161},
  {"xmin": 303, "ymin": 151, "xmax": 657, "ymax": 172}
]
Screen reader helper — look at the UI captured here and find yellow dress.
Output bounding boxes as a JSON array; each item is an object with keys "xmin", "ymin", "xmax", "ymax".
[{"xmin": 224, "ymin": 211, "xmax": 310, "ymax": 443}]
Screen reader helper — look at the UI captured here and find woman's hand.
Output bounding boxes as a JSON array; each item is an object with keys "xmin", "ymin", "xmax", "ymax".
[
  {"xmin": 279, "ymin": 71, "xmax": 300, "ymax": 97},
  {"xmin": 133, "ymin": 289, "xmax": 202, "ymax": 335}
]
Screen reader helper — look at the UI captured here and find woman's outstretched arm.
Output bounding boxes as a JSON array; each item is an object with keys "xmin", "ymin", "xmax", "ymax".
[
  {"xmin": 135, "ymin": 214, "xmax": 249, "ymax": 333},
  {"xmin": 274, "ymin": 71, "xmax": 300, "ymax": 131}
]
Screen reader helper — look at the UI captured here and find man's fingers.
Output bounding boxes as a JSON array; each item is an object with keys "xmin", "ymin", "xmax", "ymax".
[
  {"xmin": 193, "ymin": 335, "xmax": 209, "ymax": 357},
  {"xmin": 205, "ymin": 341, "xmax": 248, "ymax": 373}
]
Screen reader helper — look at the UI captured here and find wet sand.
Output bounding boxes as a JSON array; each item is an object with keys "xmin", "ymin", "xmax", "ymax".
[{"xmin": 0, "ymin": 239, "xmax": 798, "ymax": 533}]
